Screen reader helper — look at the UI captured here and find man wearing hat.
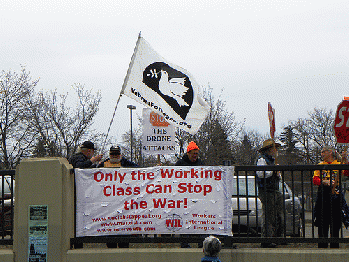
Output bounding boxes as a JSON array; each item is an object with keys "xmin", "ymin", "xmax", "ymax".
[
  {"xmin": 175, "ymin": 141, "xmax": 204, "ymax": 166},
  {"xmin": 175, "ymin": 141, "xmax": 204, "ymax": 248},
  {"xmin": 256, "ymin": 139, "xmax": 283, "ymax": 248},
  {"xmin": 69, "ymin": 141, "xmax": 103, "ymax": 248},
  {"xmin": 97, "ymin": 145, "xmax": 137, "ymax": 248},
  {"xmin": 98, "ymin": 146, "xmax": 137, "ymax": 168},
  {"xmin": 69, "ymin": 141, "xmax": 103, "ymax": 169}
]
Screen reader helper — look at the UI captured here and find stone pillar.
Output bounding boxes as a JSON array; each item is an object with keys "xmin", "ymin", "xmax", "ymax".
[{"xmin": 13, "ymin": 158, "xmax": 74, "ymax": 262}]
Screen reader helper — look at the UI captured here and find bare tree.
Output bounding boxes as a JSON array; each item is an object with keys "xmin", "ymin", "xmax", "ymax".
[
  {"xmin": 289, "ymin": 107, "xmax": 335, "ymax": 164},
  {"xmin": 29, "ymin": 83, "xmax": 102, "ymax": 159},
  {"xmin": 0, "ymin": 67, "xmax": 39, "ymax": 169}
]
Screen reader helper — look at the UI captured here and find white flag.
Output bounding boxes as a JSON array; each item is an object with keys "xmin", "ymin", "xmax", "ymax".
[{"xmin": 121, "ymin": 36, "xmax": 210, "ymax": 134}]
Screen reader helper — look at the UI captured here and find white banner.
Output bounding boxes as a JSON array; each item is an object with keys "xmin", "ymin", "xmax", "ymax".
[
  {"xmin": 142, "ymin": 108, "xmax": 176, "ymax": 155},
  {"xmin": 121, "ymin": 36, "xmax": 210, "ymax": 134},
  {"xmin": 75, "ymin": 166, "xmax": 233, "ymax": 237}
]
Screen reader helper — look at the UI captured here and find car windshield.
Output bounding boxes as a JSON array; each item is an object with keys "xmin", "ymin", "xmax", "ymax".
[{"xmin": 232, "ymin": 177, "xmax": 257, "ymax": 196}]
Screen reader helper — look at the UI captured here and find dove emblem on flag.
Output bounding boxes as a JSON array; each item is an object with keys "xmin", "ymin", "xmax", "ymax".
[
  {"xmin": 142, "ymin": 62, "xmax": 193, "ymax": 120},
  {"xmin": 121, "ymin": 35, "xmax": 209, "ymax": 134}
]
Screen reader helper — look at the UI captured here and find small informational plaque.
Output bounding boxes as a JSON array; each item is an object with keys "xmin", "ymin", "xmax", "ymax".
[{"xmin": 28, "ymin": 205, "xmax": 48, "ymax": 262}]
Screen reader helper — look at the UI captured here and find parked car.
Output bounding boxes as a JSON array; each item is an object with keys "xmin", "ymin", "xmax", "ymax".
[
  {"xmin": 231, "ymin": 176, "xmax": 303, "ymax": 237},
  {"xmin": 0, "ymin": 176, "xmax": 14, "ymax": 235}
]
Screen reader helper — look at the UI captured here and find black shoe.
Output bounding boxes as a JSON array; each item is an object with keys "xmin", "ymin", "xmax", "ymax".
[
  {"xmin": 118, "ymin": 243, "xmax": 129, "ymax": 248},
  {"xmin": 261, "ymin": 243, "xmax": 277, "ymax": 248},
  {"xmin": 181, "ymin": 243, "xmax": 191, "ymax": 248},
  {"xmin": 74, "ymin": 243, "xmax": 83, "ymax": 249},
  {"xmin": 106, "ymin": 243, "xmax": 118, "ymax": 248}
]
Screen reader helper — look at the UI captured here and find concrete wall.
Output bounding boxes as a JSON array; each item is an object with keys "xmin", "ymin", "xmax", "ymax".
[
  {"xmin": 1, "ymin": 157, "xmax": 348, "ymax": 262},
  {"xmin": 13, "ymin": 157, "xmax": 74, "ymax": 262}
]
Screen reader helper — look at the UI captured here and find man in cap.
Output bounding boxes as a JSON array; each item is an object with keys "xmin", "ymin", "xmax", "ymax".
[
  {"xmin": 256, "ymin": 139, "xmax": 283, "ymax": 248},
  {"xmin": 69, "ymin": 141, "xmax": 103, "ymax": 248},
  {"xmin": 97, "ymin": 145, "xmax": 137, "ymax": 248},
  {"xmin": 69, "ymin": 141, "xmax": 103, "ymax": 169},
  {"xmin": 98, "ymin": 145, "xmax": 137, "ymax": 168}
]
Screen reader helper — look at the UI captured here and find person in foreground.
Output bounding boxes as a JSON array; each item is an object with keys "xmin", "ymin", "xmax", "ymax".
[
  {"xmin": 313, "ymin": 146, "xmax": 349, "ymax": 248},
  {"xmin": 201, "ymin": 236, "xmax": 222, "ymax": 262},
  {"xmin": 256, "ymin": 139, "xmax": 283, "ymax": 248}
]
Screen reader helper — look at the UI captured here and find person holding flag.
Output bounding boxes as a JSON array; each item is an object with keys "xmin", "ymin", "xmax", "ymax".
[{"xmin": 256, "ymin": 139, "xmax": 283, "ymax": 248}]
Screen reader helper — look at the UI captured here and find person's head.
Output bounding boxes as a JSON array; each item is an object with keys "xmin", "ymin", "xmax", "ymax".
[
  {"xmin": 187, "ymin": 141, "xmax": 199, "ymax": 162},
  {"xmin": 109, "ymin": 146, "xmax": 122, "ymax": 163},
  {"xmin": 259, "ymin": 139, "xmax": 280, "ymax": 157},
  {"xmin": 321, "ymin": 146, "xmax": 337, "ymax": 162},
  {"xmin": 203, "ymin": 236, "xmax": 222, "ymax": 257},
  {"xmin": 80, "ymin": 141, "xmax": 96, "ymax": 159}
]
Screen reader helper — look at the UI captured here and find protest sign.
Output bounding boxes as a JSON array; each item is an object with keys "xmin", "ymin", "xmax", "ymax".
[
  {"xmin": 142, "ymin": 108, "xmax": 176, "ymax": 155},
  {"xmin": 334, "ymin": 99, "xmax": 349, "ymax": 144},
  {"xmin": 75, "ymin": 166, "xmax": 233, "ymax": 237}
]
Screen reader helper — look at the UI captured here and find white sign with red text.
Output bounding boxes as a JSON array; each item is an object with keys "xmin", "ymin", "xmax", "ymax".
[
  {"xmin": 142, "ymin": 108, "xmax": 176, "ymax": 155},
  {"xmin": 75, "ymin": 166, "xmax": 233, "ymax": 237}
]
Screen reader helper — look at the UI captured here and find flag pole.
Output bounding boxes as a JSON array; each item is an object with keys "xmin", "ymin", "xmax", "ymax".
[
  {"xmin": 121, "ymin": 32, "xmax": 142, "ymax": 95},
  {"xmin": 101, "ymin": 33, "xmax": 142, "ymax": 152}
]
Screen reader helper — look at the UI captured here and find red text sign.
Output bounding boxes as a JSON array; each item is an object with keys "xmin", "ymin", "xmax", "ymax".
[{"xmin": 334, "ymin": 100, "xmax": 349, "ymax": 144}]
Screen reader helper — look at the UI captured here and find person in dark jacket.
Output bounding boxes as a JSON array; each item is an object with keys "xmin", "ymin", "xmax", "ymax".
[
  {"xmin": 201, "ymin": 236, "xmax": 222, "ymax": 262},
  {"xmin": 256, "ymin": 139, "xmax": 283, "ymax": 248},
  {"xmin": 69, "ymin": 141, "xmax": 103, "ymax": 249},
  {"xmin": 175, "ymin": 141, "xmax": 204, "ymax": 248},
  {"xmin": 97, "ymin": 145, "xmax": 137, "ymax": 248},
  {"xmin": 175, "ymin": 141, "xmax": 204, "ymax": 166},
  {"xmin": 69, "ymin": 141, "xmax": 103, "ymax": 169},
  {"xmin": 97, "ymin": 146, "xmax": 137, "ymax": 168},
  {"xmin": 313, "ymin": 146, "xmax": 349, "ymax": 248}
]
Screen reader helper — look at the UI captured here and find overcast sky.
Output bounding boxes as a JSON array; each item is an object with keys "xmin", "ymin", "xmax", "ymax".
[{"xmin": 1, "ymin": 0, "xmax": 348, "ymax": 144}]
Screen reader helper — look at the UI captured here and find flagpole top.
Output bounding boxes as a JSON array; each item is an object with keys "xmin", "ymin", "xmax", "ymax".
[{"xmin": 138, "ymin": 31, "xmax": 142, "ymax": 38}]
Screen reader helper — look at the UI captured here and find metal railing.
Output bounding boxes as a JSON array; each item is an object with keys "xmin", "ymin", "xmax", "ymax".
[
  {"xmin": 68, "ymin": 164, "xmax": 349, "ymax": 247},
  {"xmin": 233, "ymin": 164, "xmax": 349, "ymax": 245},
  {"xmin": 0, "ymin": 170, "xmax": 15, "ymax": 245}
]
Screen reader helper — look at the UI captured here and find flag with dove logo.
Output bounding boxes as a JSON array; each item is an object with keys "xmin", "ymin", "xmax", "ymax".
[{"xmin": 121, "ymin": 35, "xmax": 209, "ymax": 134}]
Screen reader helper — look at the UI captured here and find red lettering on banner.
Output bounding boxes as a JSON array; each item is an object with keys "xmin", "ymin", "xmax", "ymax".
[
  {"xmin": 94, "ymin": 171, "xmax": 127, "ymax": 183},
  {"xmin": 166, "ymin": 219, "xmax": 182, "ymax": 228},
  {"xmin": 177, "ymin": 183, "xmax": 212, "ymax": 196},
  {"xmin": 104, "ymin": 186, "xmax": 140, "ymax": 196},
  {"xmin": 131, "ymin": 171, "xmax": 155, "ymax": 180},
  {"xmin": 146, "ymin": 184, "xmax": 172, "ymax": 194},
  {"xmin": 152, "ymin": 198, "xmax": 188, "ymax": 208},
  {"xmin": 124, "ymin": 199, "xmax": 148, "ymax": 210}
]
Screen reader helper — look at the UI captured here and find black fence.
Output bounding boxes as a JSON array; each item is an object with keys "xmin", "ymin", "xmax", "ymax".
[
  {"xmin": 3, "ymin": 165, "xmax": 349, "ymax": 247},
  {"xmin": 233, "ymin": 164, "xmax": 349, "ymax": 245},
  {"xmin": 70, "ymin": 164, "xmax": 349, "ymax": 248},
  {"xmin": 0, "ymin": 170, "xmax": 15, "ymax": 245}
]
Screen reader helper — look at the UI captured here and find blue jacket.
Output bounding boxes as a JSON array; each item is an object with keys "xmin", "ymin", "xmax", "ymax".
[{"xmin": 201, "ymin": 256, "xmax": 221, "ymax": 262}]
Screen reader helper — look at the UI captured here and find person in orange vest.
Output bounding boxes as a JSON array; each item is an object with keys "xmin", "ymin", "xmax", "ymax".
[
  {"xmin": 98, "ymin": 146, "xmax": 137, "ymax": 168},
  {"xmin": 313, "ymin": 146, "xmax": 349, "ymax": 248},
  {"xmin": 97, "ymin": 145, "xmax": 137, "ymax": 248}
]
